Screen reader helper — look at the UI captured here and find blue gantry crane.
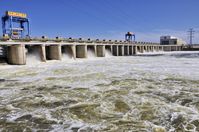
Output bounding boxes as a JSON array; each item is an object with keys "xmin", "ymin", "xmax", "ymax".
[
  {"xmin": 2, "ymin": 11, "xmax": 30, "ymax": 39},
  {"xmin": 125, "ymin": 32, "xmax": 135, "ymax": 42}
]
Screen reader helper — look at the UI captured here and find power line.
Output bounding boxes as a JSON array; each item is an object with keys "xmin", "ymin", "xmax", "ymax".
[{"xmin": 188, "ymin": 28, "xmax": 195, "ymax": 45}]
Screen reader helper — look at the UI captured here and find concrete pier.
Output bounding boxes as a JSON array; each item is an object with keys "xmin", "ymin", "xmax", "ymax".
[
  {"xmin": 76, "ymin": 45, "xmax": 87, "ymax": 58},
  {"xmin": 133, "ymin": 46, "xmax": 137, "ymax": 55},
  {"xmin": 7, "ymin": 45, "xmax": 26, "ymax": 65},
  {"xmin": 40, "ymin": 45, "xmax": 46, "ymax": 62},
  {"xmin": 96, "ymin": 45, "xmax": 105, "ymax": 57},
  {"xmin": 0, "ymin": 39, "xmax": 185, "ymax": 65},
  {"xmin": 47, "ymin": 45, "xmax": 62, "ymax": 60},
  {"xmin": 71, "ymin": 45, "xmax": 76, "ymax": 59}
]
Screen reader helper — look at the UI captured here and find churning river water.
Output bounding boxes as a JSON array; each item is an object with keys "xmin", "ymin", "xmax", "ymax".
[{"xmin": 0, "ymin": 51, "xmax": 199, "ymax": 132}]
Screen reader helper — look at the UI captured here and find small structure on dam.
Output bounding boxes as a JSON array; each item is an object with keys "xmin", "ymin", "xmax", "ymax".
[
  {"xmin": 125, "ymin": 32, "xmax": 135, "ymax": 42},
  {"xmin": 160, "ymin": 36, "xmax": 186, "ymax": 45},
  {"xmin": 2, "ymin": 11, "xmax": 30, "ymax": 39},
  {"xmin": 0, "ymin": 11, "xmax": 184, "ymax": 65}
]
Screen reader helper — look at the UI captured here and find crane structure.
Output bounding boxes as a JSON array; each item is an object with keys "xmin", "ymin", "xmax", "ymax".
[
  {"xmin": 2, "ymin": 11, "xmax": 30, "ymax": 39},
  {"xmin": 125, "ymin": 32, "xmax": 135, "ymax": 42}
]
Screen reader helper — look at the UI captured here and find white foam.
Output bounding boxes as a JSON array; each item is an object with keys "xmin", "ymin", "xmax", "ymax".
[
  {"xmin": 87, "ymin": 49, "xmax": 96, "ymax": 58},
  {"xmin": 62, "ymin": 53, "xmax": 75, "ymax": 63},
  {"xmin": 105, "ymin": 50, "xmax": 113, "ymax": 57},
  {"xmin": 26, "ymin": 48, "xmax": 42, "ymax": 65}
]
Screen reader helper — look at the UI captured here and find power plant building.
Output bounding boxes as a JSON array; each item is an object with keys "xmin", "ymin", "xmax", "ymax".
[{"xmin": 160, "ymin": 36, "xmax": 186, "ymax": 45}]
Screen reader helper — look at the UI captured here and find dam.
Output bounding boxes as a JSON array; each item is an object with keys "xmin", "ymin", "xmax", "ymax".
[
  {"xmin": 0, "ymin": 38, "xmax": 183, "ymax": 65},
  {"xmin": 0, "ymin": 11, "xmax": 185, "ymax": 65}
]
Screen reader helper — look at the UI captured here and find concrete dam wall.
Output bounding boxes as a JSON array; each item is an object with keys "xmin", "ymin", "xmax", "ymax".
[{"xmin": 0, "ymin": 40, "xmax": 183, "ymax": 65}]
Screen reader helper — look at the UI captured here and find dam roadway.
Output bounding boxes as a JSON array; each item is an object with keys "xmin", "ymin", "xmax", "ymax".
[{"xmin": 0, "ymin": 38, "xmax": 183, "ymax": 65}]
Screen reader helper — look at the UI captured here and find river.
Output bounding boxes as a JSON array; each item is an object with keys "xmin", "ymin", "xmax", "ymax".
[{"xmin": 0, "ymin": 51, "xmax": 199, "ymax": 131}]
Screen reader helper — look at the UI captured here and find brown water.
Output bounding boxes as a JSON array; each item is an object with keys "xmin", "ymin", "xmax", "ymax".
[{"xmin": 0, "ymin": 51, "xmax": 199, "ymax": 131}]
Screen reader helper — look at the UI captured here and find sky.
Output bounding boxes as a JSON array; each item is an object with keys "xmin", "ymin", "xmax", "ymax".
[{"xmin": 0, "ymin": 0, "xmax": 199, "ymax": 43}]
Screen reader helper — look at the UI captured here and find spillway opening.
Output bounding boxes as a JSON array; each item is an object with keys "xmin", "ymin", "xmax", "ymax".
[
  {"xmin": 25, "ymin": 45, "xmax": 43, "ymax": 64},
  {"xmin": 105, "ymin": 45, "xmax": 112, "ymax": 57},
  {"xmin": 137, "ymin": 46, "xmax": 141, "ymax": 53},
  {"xmin": 45, "ymin": 46, "xmax": 51, "ymax": 60},
  {"xmin": 129, "ymin": 46, "xmax": 133, "ymax": 55},
  {"xmin": 171, "ymin": 46, "xmax": 176, "ymax": 51},
  {"xmin": 62, "ymin": 46, "xmax": 73, "ymax": 60},
  {"xmin": 144, "ymin": 46, "xmax": 147, "ymax": 52},
  {"xmin": 0, "ymin": 46, "xmax": 7, "ymax": 64},
  {"xmin": 159, "ymin": 46, "xmax": 162, "ymax": 51},
  {"xmin": 112, "ymin": 46, "xmax": 118, "ymax": 56},
  {"xmin": 87, "ymin": 45, "xmax": 96, "ymax": 58},
  {"xmin": 124, "ymin": 46, "xmax": 128, "ymax": 56},
  {"xmin": 118, "ymin": 45, "xmax": 123, "ymax": 56}
]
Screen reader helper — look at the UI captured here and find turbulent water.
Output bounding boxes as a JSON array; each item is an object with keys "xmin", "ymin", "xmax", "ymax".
[{"xmin": 0, "ymin": 51, "xmax": 199, "ymax": 132}]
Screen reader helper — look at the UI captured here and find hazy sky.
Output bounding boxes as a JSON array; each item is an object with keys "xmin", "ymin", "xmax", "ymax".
[{"xmin": 1, "ymin": 0, "xmax": 199, "ymax": 43}]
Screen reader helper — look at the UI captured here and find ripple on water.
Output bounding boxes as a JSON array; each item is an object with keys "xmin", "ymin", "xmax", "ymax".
[{"xmin": 0, "ymin": 53, "xmax": 199, "ymax": 131}]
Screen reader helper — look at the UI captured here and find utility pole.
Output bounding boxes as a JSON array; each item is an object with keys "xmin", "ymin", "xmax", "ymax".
[{"xmin": 188, "ymin": 28, "xmax": 195, "ymax": 45}]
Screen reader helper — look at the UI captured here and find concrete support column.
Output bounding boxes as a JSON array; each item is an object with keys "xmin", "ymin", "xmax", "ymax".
[
  {"xmin": 48, "ymin": 45, "xmax": 62, "ymax": 60},
  {"xmin": 40, "ymin": 45, "xmax": 46, "ymax": 62},
  {"xmin": 152, "ymin": 46, "xmax": 154, "ymax": 52},
  {"xmin": 7, "ymin": 45, "xmax": 26, "ymax": 65},
  {"xmin": 71, "ymin": 45, "xmax": 76, "ymax": 59},
  {"xmin": 162, "ymin": 46, "xmax": 165, "ymax": 51},
  {"xmin": 133, "ymin": 46, "xmax": 137, "ymax": 55},
  {"xmin": 97, "ymin": 45, "xmax": 105, "ymax": 57},
  {"xmin": 127, "ymin": 46, "xmax": 129, "ymax": 55},
  {"xmin": 146, "ymin": 46, "xmax": 149, "ymax": 52},
  {"xmin": 76, "ymin": 45, "xmax": 87, "ymax": 58},
  {"xmin": 112, "ymin": 45, "xmax": 118, "ymax": 56},
  {"xmin": 154, "ymin": 46, "xmax": 157, "ymax": 51},
  {"xmin": 94, "ymin": 45, "xmax": 97, "ymax": 56},
  {"xmin": 156, "ymin": 46, "xmax": 159, "ymax": 52}
]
